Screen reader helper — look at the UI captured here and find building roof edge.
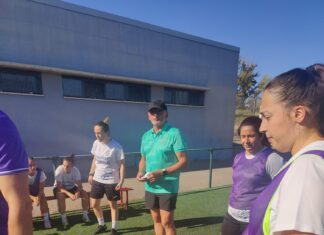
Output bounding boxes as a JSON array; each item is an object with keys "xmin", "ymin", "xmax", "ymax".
[{"xmin": 31, "ymin": 0, "xmax": 240, "ymax": 52}]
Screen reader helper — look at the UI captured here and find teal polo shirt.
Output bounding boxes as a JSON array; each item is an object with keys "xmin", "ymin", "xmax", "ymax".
[{"xmin": 141, "ymin": 123, "xmax": 187, "ymax": 194}]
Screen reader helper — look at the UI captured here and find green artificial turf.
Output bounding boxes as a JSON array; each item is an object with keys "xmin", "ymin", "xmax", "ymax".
[{"xmin": 33, "ymin": 186, "xmax": 230, "ymax": 235}]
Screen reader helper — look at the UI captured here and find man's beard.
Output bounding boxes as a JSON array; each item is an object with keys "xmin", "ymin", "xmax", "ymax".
[{"xmin": 151, "ymin": 120, "xmax": 165, "ymax": 128}]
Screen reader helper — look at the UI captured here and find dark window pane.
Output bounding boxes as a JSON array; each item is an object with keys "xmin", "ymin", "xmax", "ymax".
[
  {"xmin": 189, "ymin": 90, "xmax": 205, "ymax": 106},
  {"xmin": 175, "ymin": 90, "xmax": 189, "ymax": 105},
  {"xmin": 164, "ymin": 88, "xmax": 173, "ymax": 104},
  {"xmin": 62, "ymin": 75, "xmax": 150, "ymax": 102},
  {"xmin": 164, "ymin": 87, "xmax": 204, "ymax": 106},
  {"xmin": 62, "ymin": 78, "xmax": 83, "ymax": 97},
  {"xmin": 105, "ymin": 82, "xmax": 125, "ymax": 100},
  {"xmin": 84, "ymin": 80, "xmax": 104, "ymax": 99},
  {"xmin": 0, "ymin": 68, "xmax": 42, "ymax": 94},
  {"xmin": 127, "ymin": 84, "xmax": 150, "ymax": 102}
]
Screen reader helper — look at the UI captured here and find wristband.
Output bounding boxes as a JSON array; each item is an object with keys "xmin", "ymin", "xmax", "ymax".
[
  {"xmin": 89, "ymin": 172, "xmax": 94, "ymax": 176},
  {"xmin": 162, "ymin": 168, "xmax": 168, "ymax": 176}
]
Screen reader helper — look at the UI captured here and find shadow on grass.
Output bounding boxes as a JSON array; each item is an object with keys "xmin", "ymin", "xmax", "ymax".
[
  {"xmin": 33, "ymin": 212, "xmax": 93, "ymax": 233},
  {"xmin": 33, "ymin": 203, "xmax": 150, "ymax": 232},
  {"xmin": 118, "ymin": 216, "xmax": 224, "ymax": 234},
  {"xmin": 176, "ymin": 216, "xmax": 223, "ymax": 228},
  {"xmin": 119, "ymin": 203, "xmax": 151, "ymax": 220}
]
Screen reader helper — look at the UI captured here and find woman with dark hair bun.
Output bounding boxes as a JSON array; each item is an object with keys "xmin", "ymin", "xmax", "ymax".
[
  {"xmin": 244, "ymin": 64, "xmax": 324, "ymax": 235},
  {"xmin": 88, "ymin": 117, "xmax": 125, "ymax": 235},
  {"xmin": 221, "ymin": 116, "xmax": 285, "ymax": 235}
]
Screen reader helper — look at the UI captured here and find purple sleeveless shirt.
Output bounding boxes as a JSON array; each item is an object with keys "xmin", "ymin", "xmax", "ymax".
[
  {"xmin": 244, "ymin": 150, "xmax": 324, "ymax": 235},
  {"xmin": 0, "ymin": 110, "xmax": 28, "ymax": 235},
  {"xmin": 229, "ymin": 147, "xmax": 272, "ymax": 210}
]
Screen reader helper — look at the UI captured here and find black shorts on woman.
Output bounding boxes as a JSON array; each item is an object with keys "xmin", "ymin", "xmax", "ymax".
[{"xmin": 90, "ymin": 180, "xmax": 120, "ymax": 201}]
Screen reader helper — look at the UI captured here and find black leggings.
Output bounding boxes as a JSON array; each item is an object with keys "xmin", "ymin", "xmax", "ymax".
[{"xmin": 221, "ymin": 212, "xmax": 248, "ymax": 235}]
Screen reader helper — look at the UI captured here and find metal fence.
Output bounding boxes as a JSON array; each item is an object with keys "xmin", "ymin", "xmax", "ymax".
[{"xmin": 34, "ymin": 146, "xmax": 242, "ymax": 188}]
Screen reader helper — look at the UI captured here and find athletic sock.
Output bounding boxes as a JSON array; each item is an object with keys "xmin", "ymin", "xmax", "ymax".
[
  {"xmin": 112, "ymin": 220, "xmax": 118, "ymax": 230},
  {"xmin": 43, "ymin": 212, "xmax": 49, "ymax": 221},
  {"xmin": 83, "ymin": 210, "xmax": 88, "ymax": 216},
  {"xmin": 98, "ymin": 217, "xmax": 105, "ymax": 226},
  {"xmin": 61, "ymin": 213, "xmax": 67, "ymax": 223}
]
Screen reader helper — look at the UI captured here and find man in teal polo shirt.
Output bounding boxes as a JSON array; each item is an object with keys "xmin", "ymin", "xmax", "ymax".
[{"xmin": 136, "ymin": 100, "xmax": 188, "ymax": 235}]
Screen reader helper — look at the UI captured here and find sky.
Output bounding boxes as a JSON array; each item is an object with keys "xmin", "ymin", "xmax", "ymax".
[{"xmin": 63, "ymin": 0, "xmax": 324, "ymax": 80}]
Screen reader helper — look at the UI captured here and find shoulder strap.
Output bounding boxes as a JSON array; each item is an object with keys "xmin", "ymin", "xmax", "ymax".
[
  {"xmin": 35, "ymin": 168, "xmax": 42, "ymax": 184},
  {"xmin": 303, "ymin": 150, "xmax": 324, "ymax": 158}
]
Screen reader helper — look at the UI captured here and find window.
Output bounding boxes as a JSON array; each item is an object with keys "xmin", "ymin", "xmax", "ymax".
[
  {"xmin": 127, "ymin": 83, "xmax": 150, "ymax": 102},
  {"xmin": 164, "ymin": 87, "xmax": 205, "ymax": 106},
  {"xmin": 62, "ymin": 78, "xmax": 83, "ymax": 97},
  {"xmin": 63, "ymin": 76, "xmax": 150, "ymax": 102},
  {"xmin": 84, "ymin": 80, "xmax": 105, "ymax": 99},
  {"xmin": 0, "ymin": 68, "xmax": 42, "ymax": 94},
  {"xmin": 105, "ymin": 82, "xmax": 125, "ymax": 100}
]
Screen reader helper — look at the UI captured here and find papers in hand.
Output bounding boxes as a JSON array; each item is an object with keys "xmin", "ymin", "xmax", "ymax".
[{"xmin": 140, "ymin": 172, "xmax": 150, "ymax": 180}]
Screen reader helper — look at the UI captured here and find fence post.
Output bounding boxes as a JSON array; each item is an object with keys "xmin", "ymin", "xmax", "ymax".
[{"xmin": 208, "ymin": 149, "xmax": 214, "ymax": 188}]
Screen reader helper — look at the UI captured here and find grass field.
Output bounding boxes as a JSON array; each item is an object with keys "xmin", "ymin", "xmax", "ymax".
[{"xmin": 33, "ymin": 186, "xmax": 230, "ymax": 235}]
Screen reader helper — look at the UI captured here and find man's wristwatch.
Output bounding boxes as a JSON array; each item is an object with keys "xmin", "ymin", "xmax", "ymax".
[
  {"xmin": 89, "ymin": 172, "xmax": 94, "ymax": 176},
  {"xmin": 162, "ymin": 168, "xmax": 168, "ymax": 176}
]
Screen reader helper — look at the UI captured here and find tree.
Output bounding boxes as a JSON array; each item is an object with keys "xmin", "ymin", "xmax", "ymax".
[
  {"xmin": 254, "ymin": 75, "xmax": 270, "ymax": 98},
  {"xmin": 236, "ymin": 59, "xmax": 259, "ymax": 108},
  {"xmin": 247, "ymin": 75, "xmax": 271, "ymax": 114}
]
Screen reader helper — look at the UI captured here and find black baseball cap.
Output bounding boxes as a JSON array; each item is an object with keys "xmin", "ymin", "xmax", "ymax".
[{"xmin": 148, "ymin": 100, "xmax": 167, "ymax": 111}]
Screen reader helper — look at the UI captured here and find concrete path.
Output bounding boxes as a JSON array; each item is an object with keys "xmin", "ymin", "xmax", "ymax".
[{"xmin": 33, "ymin": 167, "xmax": 233, "ymax": 217}]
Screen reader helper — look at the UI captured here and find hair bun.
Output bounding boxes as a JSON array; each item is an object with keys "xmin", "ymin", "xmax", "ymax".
[
  {"xmin": 314, "ymin": 64, "xmax": 324, "ymax": 78},
  {"xmin": 102, "ymin": 116, "xmax": 110, "ymax": 124}
]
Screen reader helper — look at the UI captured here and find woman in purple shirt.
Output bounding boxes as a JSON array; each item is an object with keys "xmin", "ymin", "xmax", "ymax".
[
  {"xmin": 221, "ymin": 116, "xmax": 284, "ymax": 235},
  {"xmin": 0, "ymin": 110, "xmax": 32, "ymax": 235},
  {"xmin": 244, "ymin": 64, "xmax": 324, "ymax": 235}
]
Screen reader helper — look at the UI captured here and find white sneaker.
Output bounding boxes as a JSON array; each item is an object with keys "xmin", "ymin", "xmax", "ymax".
[
  {"xmin": 44, "ymin": 219, "xmax": 52, "ymax": 229},
  {"xmin": 82, "ymin": 213, "xmax": 91, "ymax": 223}
]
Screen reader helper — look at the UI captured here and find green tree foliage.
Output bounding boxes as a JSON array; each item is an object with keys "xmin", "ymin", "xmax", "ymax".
[
  {"xmin": 246, "ymin": 75, "xmax": 270, "ymax": 115},
  {"xmin": 236, "ymin": 59, "xmax": 259, "ymax": 108},
  {"xmin": 254, "ymin": 75, "xmax": 270, "ymax": 98},
  {"xmin": 246, "ymin": 75, "xmax": 271, "ymax": 114}
]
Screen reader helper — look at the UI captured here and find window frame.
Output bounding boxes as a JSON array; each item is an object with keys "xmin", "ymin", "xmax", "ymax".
[
  {"xmin": 62, "ymin": 76, "xmax": 151, "ymax": 103},
  {"xmin": 0, "ymin": 68, "xmax": 43, "ymax": 95},
  {"xmin": 164, "ymin": 87, "xmax": 205, "ymax": 106}
]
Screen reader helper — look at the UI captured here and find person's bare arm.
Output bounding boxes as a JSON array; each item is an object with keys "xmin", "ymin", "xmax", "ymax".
[
  {"xmin": 57, "ymin": 181, "xmax": 75, "ymax": 199},
  {"xmin": 136, "ymin": 155, "xmax": 146, "ymax": 182},
  {"xmin": 116, "ymin": 159, "xmax": 125, "ymax": 190},
  {"xmin": 0, "ymin": 171, "xmax": 33, "ymax": 235},
  {"xmin": 73, "ymin": 179, "xmax": 83, "ymax": 199},
  {"xmin": 30, "ymin": 194, "xmax": 38, "ymax": 204},
  {"xmin": 88, "ymin": 155, "xmax": 96, "ymax": 185},
  {"xmin": 38, "ymin": 181, "xmax": 45, "ymax": 197},
  {"xmin": 148, "ymin": 152, "xmax": 187, "ymax": 181},
  {"xmin": 75, "ymin": 179, "xmax": 83, "ymax": 191},
  {"xmin": 165, "ymin": 152, "xmax": 187, "ymax": 173}
]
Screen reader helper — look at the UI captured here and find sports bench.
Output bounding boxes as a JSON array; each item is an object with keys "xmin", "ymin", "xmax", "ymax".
[{"xmin": 45, "ymin": 186, "xmax": 134, "ymax": 210}]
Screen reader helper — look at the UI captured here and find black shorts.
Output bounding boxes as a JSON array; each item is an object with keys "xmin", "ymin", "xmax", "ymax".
[
  {"xmin": 221, "ymin": 212, "xmax": 248, "ymax": 235},
  {"xmin": 145, "ymin": 191, "xmax": 177, "ymax": 211},
  {"xmin": 29, "ymin": 188, "xmax": 40, "ymax": 197},
  {"xmin": 90, "ymin": 180, "xmax": 120, "ymax": 201},
  {"xmin": 53, "ymin": 185, "xmax": 78, "ymax": 198}
]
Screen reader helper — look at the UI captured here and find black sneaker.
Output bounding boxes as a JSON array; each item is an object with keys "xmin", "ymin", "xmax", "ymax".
[
  {"xmin": 111, "ymin": 229, "xmax": 118, "ymax": 235},
  {"xmin": 93, "ymin": 225, "xmax": 107, "ymax": 234}
]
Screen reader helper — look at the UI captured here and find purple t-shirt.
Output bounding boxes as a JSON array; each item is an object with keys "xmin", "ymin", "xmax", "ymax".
[{"xmin": 0, "ymin": 110, "xmax": 28, "ymax": 235}]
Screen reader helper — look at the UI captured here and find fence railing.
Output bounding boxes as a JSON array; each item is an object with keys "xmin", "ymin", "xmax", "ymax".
[{"xmin": 34, "ymin": 146, "xmax": 241, "ymax": 188}]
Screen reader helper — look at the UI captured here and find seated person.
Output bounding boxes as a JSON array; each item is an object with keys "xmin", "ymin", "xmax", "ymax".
[
  {"xmin": 28, "ymin": 156, "xmax": 51, "ymax": 229},
  {"xmin": 53, "ymin": 154, "xmax": 90, "ymax": 229}
]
